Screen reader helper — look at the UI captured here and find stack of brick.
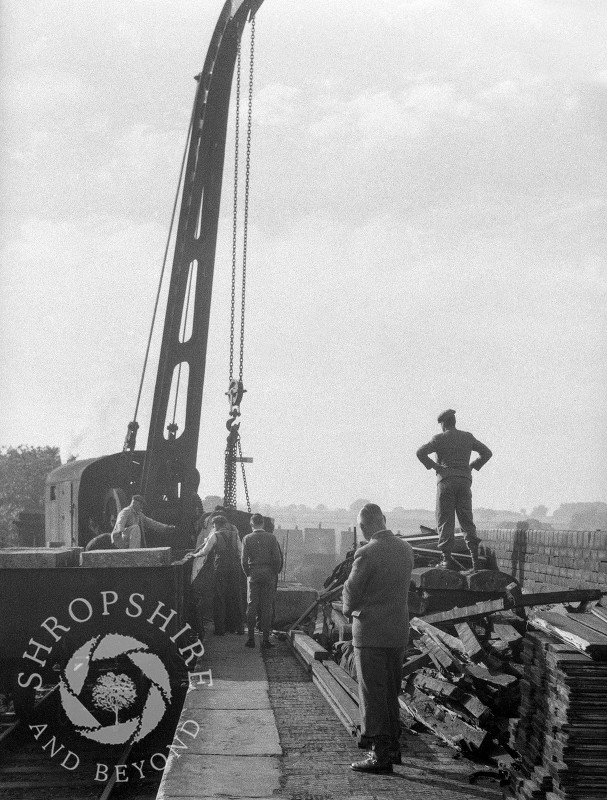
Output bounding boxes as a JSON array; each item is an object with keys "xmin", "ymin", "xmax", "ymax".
[
  {"xmin": 511, "ymin": 629, "xmax": 607, "ymax": 800},
  {"xmin": 479, "ymin": 529, "xmax": 607, "ymax": 593}
]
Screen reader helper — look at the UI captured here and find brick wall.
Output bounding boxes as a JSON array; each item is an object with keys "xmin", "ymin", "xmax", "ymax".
[{"xmin": 479, "ymin": 528, "xmax": 607, "ymax": 592}]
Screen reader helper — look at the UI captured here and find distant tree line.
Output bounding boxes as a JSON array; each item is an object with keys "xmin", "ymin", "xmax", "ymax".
[{"xmin": 0, "ymin": 445, "xmax": 61, "ymax": 546}]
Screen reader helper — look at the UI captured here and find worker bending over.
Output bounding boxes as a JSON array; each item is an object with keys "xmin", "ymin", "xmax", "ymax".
[
  {"xmin": 416, "ymin": 409, "xmax": 492, "ymax": 571},
  {"xmin": 241, "ymin": 513, "xmax": 283, "ymax": 649}
]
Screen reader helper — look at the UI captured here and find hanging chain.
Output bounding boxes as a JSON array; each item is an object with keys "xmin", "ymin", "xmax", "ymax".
[
  {"xmin": 229, "ymin": 44, "xmax": 242, "ymax": 383},
  {"xmin": 224, "ymin": 19, "xmax": 255, "ymax": 508},
  {"xmin": 224, "ymin": 431, "xmax": 238, "ymax": 508},
  {"xmin": 237, "ymin": 437, "xmax": 251, "ymax": 513},
  {"xmin": 239, "ymin": 16, "xmax": 255, "ymax": 380}
]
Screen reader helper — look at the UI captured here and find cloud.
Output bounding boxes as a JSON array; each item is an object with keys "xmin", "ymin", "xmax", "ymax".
[
  {"xmin": 254, "ymin": 83, "xmax": 300, "ymax": 127},
  {"xmin": 310, "ymin": 82, "xmax": 482, "ymax": 145},
  {"xmin": 1, "ymin": 69, "xmax": 89, "ymax": 122}
]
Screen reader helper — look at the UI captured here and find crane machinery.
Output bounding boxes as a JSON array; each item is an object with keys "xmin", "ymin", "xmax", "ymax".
[{"xmin": 45, "ymin": 0, "xmax": 265, "ymax": 551}]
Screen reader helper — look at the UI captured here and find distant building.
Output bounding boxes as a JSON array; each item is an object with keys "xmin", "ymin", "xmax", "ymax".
[
  {"xmin": 275, "ymin": 528, "xmax": 305, "ymax": 581},
  {"xmin": 304, "ymin": 526, "xmax": 336, "ymax": 556}
]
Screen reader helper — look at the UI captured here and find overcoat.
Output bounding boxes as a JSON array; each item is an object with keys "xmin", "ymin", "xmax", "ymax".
[{"xmin": 342, "ymin": 530, "xmax": 414, "ymax": 648}]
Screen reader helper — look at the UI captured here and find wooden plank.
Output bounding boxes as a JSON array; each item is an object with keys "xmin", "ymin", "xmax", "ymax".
[
  {"xmin": 330, "ymin": 604, "xmax": 349, "ymax": 628},
  {"xmin": 564, "ymin": 610, "xmax": 607, "ymax": 638},
  {"xmin": 401, "ymin": 651, "xmax": 432, "ymax": 677},
  {"xmin": 423, "ymin": 589, "xmax": 603, "ymax": 628},
  {"xmin": 399, "ymin": 689, "xmax": 489, "ymax": 751},
  {"xmin": 454, "ymin": 622, "xmax": 484, "ymax": 659},
  {"xmin": 411, "ymin": 617, "xmax": 466, "ymax": 654},
  {"xmin": 310, "ymin": 661, "xmax": 360, "ymax": 736},
  {"xmin": 423, "ymin": 598, "xmax": 510, "ymax": 626},
  {"xmin": 493, "ymin": 623, "xmax": 522, "ymax": 644},
  {"xmin": 463, "ymin": 663, "xmax": 517, "ymax": 687},
  {"xmin": 418, "ymin": 633, "xmax": 462, "ymax": 674},
  {"xmin": 530, "ymin": 612, "xmax": 607, "ymax": 660},
  {"xmin": 516, "ymin": 588, "xmax": 602, "ymax": 608},
  {"xmin": 410, "ymin": 673, "xmax": 490, "ymax": 724},
  {"xmin": 324, "ymin": 660, "xmax": 360, "ymax": 704},
  {"xmin": 591, "ymin": 605, "xmax": 607, "ymax": 625},
  {"xmin": 291, "ymin": 632, "xmax": 330, "ymax": 662}
]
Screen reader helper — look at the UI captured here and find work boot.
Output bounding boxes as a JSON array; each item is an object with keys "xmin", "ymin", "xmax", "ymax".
[
  {"xmin": 245, "ymin": 639, "xmax": 255, "ymax": 648},
  {"xmin": 351, "ymin": 753, "xmax": 393, "ymax": 774},
  {"xmin": 261, "ymin": 640, "xmax": 274, "ymax": 650},
  {"xmin": 388, "ymin": 749, "xmax": 402, "ymax": 765},
  {"xmin": 438, "ymin": 554, "xmax": 462, "ymax": 571}
]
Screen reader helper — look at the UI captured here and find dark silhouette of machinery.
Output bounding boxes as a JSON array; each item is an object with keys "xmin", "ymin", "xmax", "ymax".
[{"xmin": 45, "ymin": 0, "xmax": 265, "ymax": 551}]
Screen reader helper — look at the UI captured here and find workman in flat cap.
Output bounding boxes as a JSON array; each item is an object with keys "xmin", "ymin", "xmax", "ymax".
[
  {"xmin": 416, "ymin": 410, "xmax": 492, "ymax": 571},
  {"xmin": 112, "ymin": 494, "xmax": 176, "ymax": 548}
]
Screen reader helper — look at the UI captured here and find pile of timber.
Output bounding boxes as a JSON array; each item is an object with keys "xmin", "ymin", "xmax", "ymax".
[
  {"xmin": 400, "ymin": 609, "xmax": 524, "ymax": 754},
  {"xmin": 399, "ymin": 586, "xmax": 603, "ymax": 760},
  {"xmin": 509, "ymin": 606, "xmax": 607, "ymax": 800},
  {"xmin": 298, "ymin": 579, "xmax": 605, "ymax": 797}
]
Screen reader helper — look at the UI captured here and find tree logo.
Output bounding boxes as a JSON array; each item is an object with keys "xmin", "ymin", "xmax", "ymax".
[{"xmin": 59, "ymin": 633, "xmax": 171, "ymax": 745}]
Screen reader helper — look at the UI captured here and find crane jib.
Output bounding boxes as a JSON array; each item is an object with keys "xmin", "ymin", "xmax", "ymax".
[{"xmin": 140, "ymin": 0, "xmax": 265, "ymax": 533}]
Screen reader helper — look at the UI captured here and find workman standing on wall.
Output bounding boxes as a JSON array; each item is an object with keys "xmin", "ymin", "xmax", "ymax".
[
  {"xmin": 416, "ymin": 409, "xmax": 492, "ymax": 571},
  {"xmin": 242, "ymin": 513, "xmax": 283, "ymax": 649},
  {"xmin": 343, "ymin": 503, "xmax": 414, "ymax": 773},
  {"xmin": 112, "ymin": 494, "xmax": 176, "ymax": 548}
]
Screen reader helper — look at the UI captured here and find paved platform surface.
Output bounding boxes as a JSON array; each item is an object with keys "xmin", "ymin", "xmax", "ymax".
[{"xmin": 157, "ymin": 631, "xmax": 502, "ymax": 800}]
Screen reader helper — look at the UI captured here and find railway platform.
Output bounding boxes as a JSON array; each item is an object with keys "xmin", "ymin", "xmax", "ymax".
[{"xmin": 157, "ymin": 631, "xmax": 502, "ymax": 800}]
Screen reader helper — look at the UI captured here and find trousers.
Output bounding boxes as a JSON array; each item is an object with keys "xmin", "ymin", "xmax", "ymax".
[
  {"xmin": 354, "ymin": 645, "xmax": 405, "ymax": 758},
  {"xmin": 436, "ymin": 476, "xmax": 479, "ymax": 553},
  {"xmin": 246, "ymin": 566, "xmax": 276, "ymax": 640},
  {"xmin": 214, "ymin": 566, "xmax": 244, "ymax": 635}
]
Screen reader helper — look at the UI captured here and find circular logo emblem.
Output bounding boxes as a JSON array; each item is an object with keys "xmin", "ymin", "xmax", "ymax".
[{"xmin": 59, "ymin": 633, "xmax": 171, "ymax": 745}]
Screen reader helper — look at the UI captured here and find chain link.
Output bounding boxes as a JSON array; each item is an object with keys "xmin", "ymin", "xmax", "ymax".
[
  {"xmin": 229, "ymin": 44, "xmax": 242, "ymax": 382},
  {"xmin": 237, "ymin": 437, "xmax": 251, "ymax": 513},
  {"xmin": 225, "ymin": 19, "xmax": 255, "ymax": 509},
  {"xmin": 223, "ymin": 435, "xmax": 237, "ymax": 508},
  {"xmin": 239, "ymin": 17, "xmax": 255, "ymax": 380}
]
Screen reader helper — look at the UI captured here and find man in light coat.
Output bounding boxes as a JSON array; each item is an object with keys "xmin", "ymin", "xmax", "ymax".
[
  {"xmin": 343, "ymin": 503, "xmax": 414, "ymax": 773},
  {"xmin": 112, "ymin": 494, "xmax": 176, "ymax": 548}
]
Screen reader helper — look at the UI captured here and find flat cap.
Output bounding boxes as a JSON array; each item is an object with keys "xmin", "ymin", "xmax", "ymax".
[{"xmin": 437, "ymin": 409, "xmax": 456, "ymax": 423}]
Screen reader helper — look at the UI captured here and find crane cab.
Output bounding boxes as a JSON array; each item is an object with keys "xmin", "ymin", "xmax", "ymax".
[{"xmin": 45, "ymin": 453, "xmax": 144, "ymax": 548}]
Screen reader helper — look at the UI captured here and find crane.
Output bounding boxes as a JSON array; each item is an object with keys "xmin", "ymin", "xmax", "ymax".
[{"xmin": 45, "ymin": 0, "xmax": 265, "ymax": 551}]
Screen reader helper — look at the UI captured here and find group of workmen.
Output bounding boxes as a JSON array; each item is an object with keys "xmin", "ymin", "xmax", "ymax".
[
  {"xmin": 87, "ymin": 500, "xmax": 283, "ymax": 650},
  {"xmin": 185, "ymin": 510, "xmax": 283, "ymax": 649},
  {"xmin": 87, "ymin": 409, "xmax": 492, "ymax": 776}
]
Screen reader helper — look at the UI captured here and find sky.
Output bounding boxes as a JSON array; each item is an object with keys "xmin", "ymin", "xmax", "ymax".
[{"xmin": 0, "ymin": 0, "xmax": 606, "ymax": 514}]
